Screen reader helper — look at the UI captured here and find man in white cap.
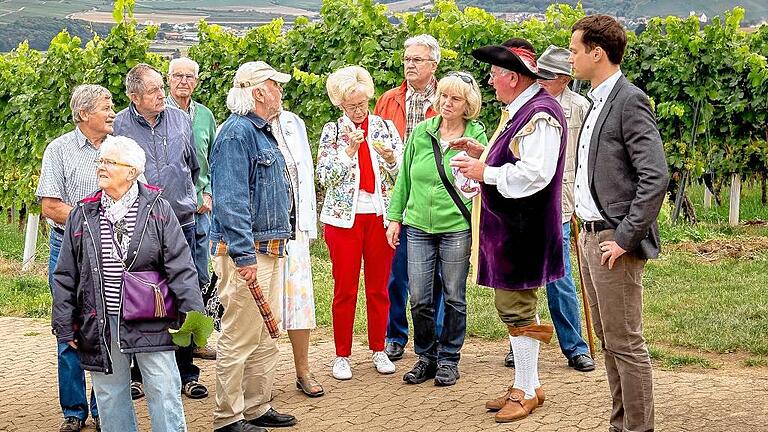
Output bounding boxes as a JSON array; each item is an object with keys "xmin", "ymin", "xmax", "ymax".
[
  {"xmin": 527, "ymin": 45, "xmax": 595, "ymax": 372},
  {"xmin": 209, "ymin": 61, "xmax": 296, "ymax": 432}
]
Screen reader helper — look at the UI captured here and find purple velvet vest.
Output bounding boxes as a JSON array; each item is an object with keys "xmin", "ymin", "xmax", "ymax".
[{"xmin": 477, "ymin": 89, "xmax": 567, "ymax": 290}]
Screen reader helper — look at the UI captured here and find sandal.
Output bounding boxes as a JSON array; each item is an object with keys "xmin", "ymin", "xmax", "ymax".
[
  {"xmin": 130, "ymin": 381, "xmax": 145, "ymax": 401},
  {"xmin": 296, "ymin": 373, "xmax": 324, "ymax": 397},
  {"xmin": 182, "ymin": 380, "xmax": 209, "ymax": 399}
]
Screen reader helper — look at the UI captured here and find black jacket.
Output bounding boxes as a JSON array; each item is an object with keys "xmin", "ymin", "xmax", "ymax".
[
  {"xmin": 578, "ymin": 75, "xmax": 670, "ymax": 259},
  {"xmin": 52, "ymin": 182, "xmax": 204, "ymax": 373}
]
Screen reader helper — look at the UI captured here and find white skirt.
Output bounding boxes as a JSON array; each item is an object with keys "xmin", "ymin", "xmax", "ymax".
[{"xmin": 281, "ymin": 229, "xmax": 317, "ymax": 330}]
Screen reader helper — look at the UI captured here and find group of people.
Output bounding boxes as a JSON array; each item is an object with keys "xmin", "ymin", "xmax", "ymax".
[{"xmin": 41, "ymin": 12, "xmax": 668, "ymax": 432}]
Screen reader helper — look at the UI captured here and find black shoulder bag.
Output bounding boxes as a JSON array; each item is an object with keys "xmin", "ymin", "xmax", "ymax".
[{"xmin": 430, "ymin": 135, "xmax": 472, "ymax": 224}]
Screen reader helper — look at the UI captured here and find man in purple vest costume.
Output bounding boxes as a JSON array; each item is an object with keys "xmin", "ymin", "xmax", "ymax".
[{"xmin": 450, "ymin": 39, "xmax": 567, "ymax": 424}]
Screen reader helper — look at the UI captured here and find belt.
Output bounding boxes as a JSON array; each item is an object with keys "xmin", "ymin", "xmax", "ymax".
[
  {"xmin": 581, "ymin": 220, "xmax": 610, "ymax": 233},
  {"xmin": 52, "ymin": 226, "xmax": 65, "ymax": 235}
]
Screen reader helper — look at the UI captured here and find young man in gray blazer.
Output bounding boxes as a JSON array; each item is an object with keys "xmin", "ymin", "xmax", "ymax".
[{"xmin": 569, "ymin": 15, "xmax": 669, "ymax": 432}]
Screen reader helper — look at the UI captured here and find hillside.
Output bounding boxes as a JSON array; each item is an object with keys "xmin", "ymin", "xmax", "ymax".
[
  {"xmin": 0, "ymin": 0, "xmax": 766, "ymax": 52},
  {"xmin": 459, "ymin": 0, "xmax": 768, "ymax": 22}
]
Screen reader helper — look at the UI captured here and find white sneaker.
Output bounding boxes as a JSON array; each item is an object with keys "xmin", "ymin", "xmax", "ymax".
[
  {"xmin": 372, "ymin": 351, "xmax": 396, "ymax": 374},
  {"xmin": 332, "ymin": 356, "xmax": 352, "ymax": 380}
]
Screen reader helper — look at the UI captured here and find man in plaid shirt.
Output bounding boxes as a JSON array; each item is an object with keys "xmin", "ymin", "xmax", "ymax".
[
  {"xmin": 36, "ymin": 84, "xmax": 115, "ymax": 432},
  {"xmin": 373, "ymin": 34, "xmax": 445, "ymax": 363}
]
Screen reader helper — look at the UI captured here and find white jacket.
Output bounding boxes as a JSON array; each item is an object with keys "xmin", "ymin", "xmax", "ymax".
[{"xmin": 278, "ymin": 110, "xmax": 318, "ymax": 239}]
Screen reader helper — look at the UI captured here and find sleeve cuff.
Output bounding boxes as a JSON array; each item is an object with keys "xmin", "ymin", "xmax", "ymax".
[
  {"xmin": 483, "ymin": 166, "xmax": 500, "ymax": 185},
  {"xmin": 233, "ymin": 254, "xmax": 257, "ymax": 267},
  {"xmin": 337, "ymin": 149, "xmax": 355, "ymax": 166}
]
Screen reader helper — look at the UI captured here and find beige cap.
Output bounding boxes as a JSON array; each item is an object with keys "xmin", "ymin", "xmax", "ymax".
[
  {"xmin": 233, "ymin": 61, "xmax": 291, "ymax": 88},
  {"xmin": 537, "ymin": 45, "xmax": 572, "ymax": 76}
]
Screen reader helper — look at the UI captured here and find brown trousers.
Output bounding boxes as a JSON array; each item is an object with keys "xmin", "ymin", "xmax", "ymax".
[{"xmin": 578, "ymin": 229, "xmax": 654, "ymax": 432}]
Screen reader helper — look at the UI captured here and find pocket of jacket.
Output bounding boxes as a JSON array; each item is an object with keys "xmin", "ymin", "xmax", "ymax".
[{"xmin": 606, "ymin": 200, "xmax": 631, "ymax": 217}]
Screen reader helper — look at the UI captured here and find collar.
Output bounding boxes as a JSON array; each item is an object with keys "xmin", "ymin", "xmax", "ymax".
[
  {"xmin": 506, "ymin": 82, "xmax": 542, "ymax": 118},
  {"xmin": 74, "ymin": 127, "xmax": 92, "ymax": 149},
  {"xmin": 244, "ymin": 112, "xmax": 269, "ymax": 128},
  {"xmin": 406, "ymin": 77, "xmax": 437, "ymax": 101},
  {"xmin": 588, "ymin": 70, "xmax": 623, "ymax": 104},
  {"xmin": 165, "ymin": 95, "xmax": 196, "ymax": 118},
  {"xmin": 129, "ymin": 103, "xmax": 165, "ymax": 128}
]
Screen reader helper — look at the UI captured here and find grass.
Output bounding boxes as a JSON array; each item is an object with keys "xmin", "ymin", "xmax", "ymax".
[
  {"xmin": 648, "ymin": 345, "xmax": 713, "ymax": 369},
  {"xmin": 2, "ymin": 183, "xmax": 767, "ymax": 360}
]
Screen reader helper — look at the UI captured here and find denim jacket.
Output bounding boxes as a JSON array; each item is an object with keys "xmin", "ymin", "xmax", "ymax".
[{"xmin": 209, "ymin": 112, "xmax": 292, "ymax": 267}]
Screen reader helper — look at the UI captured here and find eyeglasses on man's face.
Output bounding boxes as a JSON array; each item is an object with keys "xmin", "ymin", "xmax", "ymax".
[
  {"xmin": 170, "ymin": 73, "xmax": 197, "ymax": 82},
  {"xmin": 94, "ymin": 158, "xmax": 133, "ymax": 169},
  {"xmin": 403, "ymin": 56, "xmax": 435, "ymax": 65},
  {"xmin": 447, "ymin": 71, "xmax": 475, "ymax": 84},
  {"xmin": 489, "ymin": 69, "xmax": 513, "ymax": 80}
]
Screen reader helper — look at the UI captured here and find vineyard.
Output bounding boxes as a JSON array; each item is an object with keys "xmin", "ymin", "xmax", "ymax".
[{"xmin": 0, "ymin": 0, "xmax": 766, "ymax": 223}]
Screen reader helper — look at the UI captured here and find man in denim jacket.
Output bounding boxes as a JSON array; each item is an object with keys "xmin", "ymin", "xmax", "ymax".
[{"xmin": 209, "ymin": 61, "xmax": 297, "ymax": 432}]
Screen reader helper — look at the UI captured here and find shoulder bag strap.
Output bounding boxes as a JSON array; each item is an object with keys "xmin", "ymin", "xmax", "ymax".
[{"xmin": 430, "ymin": 135, "xmax": 471, "ymax": 224}]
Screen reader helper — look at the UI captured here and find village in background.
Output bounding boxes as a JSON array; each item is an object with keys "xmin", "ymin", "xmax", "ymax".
[{"xmin": 0, "ymin": 0, "xmax": 767, "ymax": 54}]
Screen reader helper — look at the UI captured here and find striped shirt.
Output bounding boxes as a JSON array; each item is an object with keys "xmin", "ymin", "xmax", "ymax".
[
  {"xmin": 100, "ymin": 202, "xmax": 140, "ymax": 316},
  {"xmin": 36, "ymin": 128, "xmax": 107, "ymax": 229}
]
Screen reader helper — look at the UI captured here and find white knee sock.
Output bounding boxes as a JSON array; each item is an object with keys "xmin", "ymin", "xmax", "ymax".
[{"xmin": 509, "ymin": 334, "xmax": 540, "ymax": 400}]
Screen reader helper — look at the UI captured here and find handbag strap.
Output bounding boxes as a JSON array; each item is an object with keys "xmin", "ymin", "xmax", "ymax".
[{"xmin": 430, "ymin": 135, "xmax": 471, "ymax": 224}]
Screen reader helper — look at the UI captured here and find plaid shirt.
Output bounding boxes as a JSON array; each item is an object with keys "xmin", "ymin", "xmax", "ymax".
[
  {"xmin": 405, "ymin": 78, "xmax": 437, "ymax": 140},
  {"xmin": 36, "ymin": 128, "xmax": 106, "ymax": 229}
]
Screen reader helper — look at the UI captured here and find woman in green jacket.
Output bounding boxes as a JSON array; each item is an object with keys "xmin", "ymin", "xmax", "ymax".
[{"xmin": 385, "ymin": 72, "xmax": 487, "ymax": 386}]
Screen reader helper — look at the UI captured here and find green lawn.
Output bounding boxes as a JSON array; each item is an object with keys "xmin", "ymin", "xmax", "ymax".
[{"xmin": 2, "ymin": 183, "xmax": 767, "ymax": 366}]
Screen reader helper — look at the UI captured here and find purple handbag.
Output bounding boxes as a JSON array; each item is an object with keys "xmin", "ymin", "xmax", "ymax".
[{"xmin": 122, "ymin": 270, "xmax": 177, "ymax": 321}]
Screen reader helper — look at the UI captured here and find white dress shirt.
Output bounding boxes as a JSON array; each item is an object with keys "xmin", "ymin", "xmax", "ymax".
[
  {"xmin": 574, "ymin": 70, "xmax": 623, "ymax": 222},
  {"xmin": 483, "ymin": 83, "xmax": 563, "ymax": 199}
]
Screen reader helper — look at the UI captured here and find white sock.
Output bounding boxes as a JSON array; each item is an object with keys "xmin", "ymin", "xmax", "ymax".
[
  {"xmin": 510, "ymin": 334, "xmax": 539, "ymax": 400},
  {"xmin": 533, "ymin": 315, "xmax": 541, "ymax": 389}
]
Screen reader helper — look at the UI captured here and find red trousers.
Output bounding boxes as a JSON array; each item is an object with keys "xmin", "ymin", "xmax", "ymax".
[{"xmin": 324, "ymin": 214, "xmax": 394, "ymax": 357}]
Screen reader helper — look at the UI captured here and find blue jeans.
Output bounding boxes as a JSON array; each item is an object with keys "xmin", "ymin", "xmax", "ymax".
[
  {"xmin": 407, "ymin": 227, "xmax": 470, "ymax": 366},
  {"xmin": 193, "ymin": 212, "xmax": 211, "ymax": 293},
  {"xmin": 133, "ymin": 222, "xmax": 199, "ymax": 384},
  {"xmin": 92, "ymin": 316, "xmax": 186, "ymax": 432},
  {"xmin": 386, "ymin": 226, "xmax": 444, "ymax": 346},
  {"xmin": 545, "ymin": 222, "xmax": 589, "ymax": 359},
  {"xmin": 49, "ymin": 230, "xmax": 99, "ymax": 421}
]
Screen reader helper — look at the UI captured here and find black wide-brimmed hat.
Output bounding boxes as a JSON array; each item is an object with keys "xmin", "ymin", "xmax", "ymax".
[{"xmin": 472, "ymin": 44, "xmax": 556, "ymax": 80}]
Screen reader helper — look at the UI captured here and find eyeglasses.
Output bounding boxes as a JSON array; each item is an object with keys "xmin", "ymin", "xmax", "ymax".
[
  {"xmin": 341, "ymin": 100, "xmax": 368, "ymax": 114},
  {"xmin": 170, "ymin": 73, "xmax": 197, "ymax": 82},
  {"xmin": 489, "ymin": 69, "xmax": 513, "ymax": 80},
  {"xmin": 447, "ymin": 71, "xmax": 475, "ymax": 84},
  {"xmin": 403, "ymin": 56, "xmax": 435, "ymax": 65},
  {"xmin": 94, "ymin": 158, "xmax": 133, "ymax": 168}
]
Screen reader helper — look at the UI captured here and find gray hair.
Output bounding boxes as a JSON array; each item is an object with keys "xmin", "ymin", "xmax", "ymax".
[
  {"xmin": 404, "ymin": 34, "xmax": 441, "ymax": 64},
  {"xmin": 125, "ymin": 63, "xmax": 162, "ymax": 96},
  {"xmin": 168, "ymin": 57, "xmax": 199, "ymax": 77},
  {"xmin": 70, "ymin": 84, "xmax": 112, "ymax": 124},
  {"xmin": 101, "ymin": 135, "xmax": 146, "ymax": 175},
  {"xmin": 226, "ymin": 81, "xmax": 269, "ymax": 115},
  {"xmin": 326, "ymin": 66, "xmax": 375, "ymax": 107}
]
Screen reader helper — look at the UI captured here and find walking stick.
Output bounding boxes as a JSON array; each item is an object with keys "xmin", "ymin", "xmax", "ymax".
[{"xmin": 570, "ymin": 214, "xmax": 596, "ymax": 359}]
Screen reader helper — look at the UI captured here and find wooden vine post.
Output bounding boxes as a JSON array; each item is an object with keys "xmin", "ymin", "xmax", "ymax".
[{"xmin": 729, "ymin": 173, "xmax": 740, "ymax": 226}]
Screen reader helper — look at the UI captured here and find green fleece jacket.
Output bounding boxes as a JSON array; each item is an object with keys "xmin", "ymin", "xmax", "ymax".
[{"xmin": 388, "ymin": 116, "xmax": 488, "ymax": 234}]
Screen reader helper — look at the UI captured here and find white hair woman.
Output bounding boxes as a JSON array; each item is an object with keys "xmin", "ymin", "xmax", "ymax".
[
  {"xmin": 386, "ymin": 72, "xmax": 487, "ymax": 387},
  {"xmin": 52, "ymin": 135, "xmax": 204, "ymax": 432},
  {"xmin": 316, "ymin": 65, "xmax": 403, "ymax": 380}
]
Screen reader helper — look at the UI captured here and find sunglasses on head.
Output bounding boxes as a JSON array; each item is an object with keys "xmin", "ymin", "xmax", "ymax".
[{"xmin": 446, "ymin": 71, "xmax": 475, "ymax": 84}]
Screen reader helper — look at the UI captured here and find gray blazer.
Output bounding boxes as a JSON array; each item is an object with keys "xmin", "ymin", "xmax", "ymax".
[{"xmin": 579, "ymin": 75, "xmax": 669, "ymax": 259}]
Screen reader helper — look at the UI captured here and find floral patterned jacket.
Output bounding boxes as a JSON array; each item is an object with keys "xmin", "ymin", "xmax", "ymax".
[{"xmin": 316, "ymin": 114, "xmax": 403, "ymax": 228}]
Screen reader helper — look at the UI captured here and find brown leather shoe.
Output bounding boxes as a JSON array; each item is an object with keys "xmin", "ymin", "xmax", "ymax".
[
  {"xmin": 494, "ymin": 388, "xmax": 539, "ymax": 423},
  {"xmin": 193, "ymin": 346, "xmax": 217, "ymax": 360},
  {"xmin": 486, "ymin": 386, "xmax": 545, "ymax": 411}
]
